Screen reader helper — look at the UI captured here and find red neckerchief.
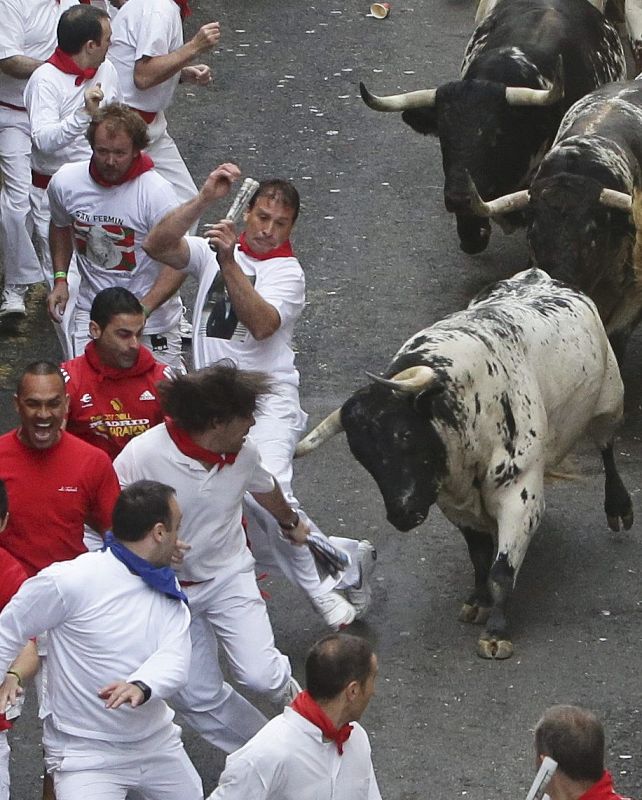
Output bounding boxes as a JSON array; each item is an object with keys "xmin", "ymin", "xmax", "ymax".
[
  {"xmin": 84, "ymin": 340, "xmax": 157, "ymax": 382},
  {"xmin": 579, "ymin": 772, "xmax": 631, "ymax": 800},
  {"xmin": 291, "ymin": 690, "xmax": 353, "ymax": 755},
  {"xmin": 173, "ymin": 0, "xmax": 192, "ymax": 20},
  {"xmin": 89, "ymin": 152, "xmax": 155, "ymax": 187},
  {"xmin": 165, "ymin": 417, "xmax": 238, "ymax": 469},
  {"xmin": 47, "ymin": 47, "xmax": 97, "ymax": 86},
  {"xmin": 238, "ymin": 232, "xmax": 294, "ymax": 261}
]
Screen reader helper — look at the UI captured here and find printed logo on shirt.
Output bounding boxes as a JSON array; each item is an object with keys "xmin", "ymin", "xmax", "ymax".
[
  {"xmin": 200, "ymin": 272, "xmax": 256, "ymax": 342},
  {"xmin": 89, "ymin": 414, "xmax": 152, "ymax": 441},
  {"xmin": 80, "ymin": 392, "xmax": 93, "ymax": 408},
  {"xmin": 138, "ymin": 390, "xmax": 156, "ymax": 401},
  {"xmin": 58, "ymin": 486, "xmax": 79, "ymax": 493},
  {"xmin": 110, "ymin": 399, "xmax": 124, "ymax": 412},
  {"xmin": 72, "ymin": 220, "xmax": 137, "ymax": 272}
]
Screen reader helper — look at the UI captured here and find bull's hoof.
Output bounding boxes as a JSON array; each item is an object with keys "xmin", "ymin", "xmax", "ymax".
[
  {"xmin": 459, "ymin": 603, "xmax": 491, "ymax": 624},
  {"xmin": 477, "ymin": 636, "xmax": 513, "ymax": 660},
  {"xmin": 607, "ymin": 509, "xmax": 634, "ymax": 532},
  {"xmin": 459, "ymin": 235, "xmax": 489, "ymax": 255}
]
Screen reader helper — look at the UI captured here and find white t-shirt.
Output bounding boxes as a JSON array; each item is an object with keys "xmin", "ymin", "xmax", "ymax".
[
  {"xmin": 24, "ymin": 58, "xmax": 122, "ymax": 175},
  {"xmin": 48, "ymin": 159, "xmax": 182, "ymax": 333},
  {"xmin": 213, "ymin": 706, "xmax": 382, "ymax": 800},
  {"xmin": 0, "ymin": 549, "xmax": 191, "ymax": 743},
  {"xmin": 188, "ymin": 237, "xmax": 305, "ymax": 387},
  {"xmin": 109, "ymin": 0, "xmax": 182, "ymax": 113},
  {"xmin": 114, "ymin": 424, "xmax": 276, "ymax": 582},
  {"xmin": 0, "ymin": 0, "xmax": 77, "ymax": 108}
]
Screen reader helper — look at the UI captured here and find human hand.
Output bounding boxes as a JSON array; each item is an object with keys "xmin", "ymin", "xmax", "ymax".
[
  {"xmin": 191, "ymin": 22, "xmax": 221, "ymax": 53},
  {"xmin": 203, "ymin": 219, "xmax": 237, "ymax": 261},
  {"xmin": 170, "ymin": 538, "xmax": 191, "ymax": 568},
  {"xmin": 98, "ymin": 681, "xmax": 145, "ymax": 709},
  {"xmin": 283, "ymin": 517, "xmax": 310, "ymax": 546},
  {"xmin": 0, "ymin": 672, "xmax": 22, "ymax": 714},
  {"xmin": 47, "ymin": 282, "xmax": 69, "ymax": 323},
  {"xmin": 181, "ymin": 64, "xmax": 212, "ymax": 86},
  {"xmin": 199, "ymin": 163, "xmax": 241, "ymax": 204},
  {"xmin": 84, "ymin": 82, "xmax": 104, "ymax": 115}
]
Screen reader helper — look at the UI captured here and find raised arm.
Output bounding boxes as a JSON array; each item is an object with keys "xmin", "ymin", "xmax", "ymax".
[
  {"xmin": 134, "ymin": 22, "xmax": 220, "ymax": 90},
  {"xmin": 142, "ymin": 162, "xmax": 240, "ymax": 269}
]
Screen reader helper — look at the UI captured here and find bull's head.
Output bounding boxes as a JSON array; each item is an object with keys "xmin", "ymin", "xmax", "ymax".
[
  {"xmin": 467, "ymin": 173, "xmax": 633, "ymax": 297},
  {"xmin": 296, "ymin": 367, "xmax": 447, "ymax": 532},
  {"xmin": 360, "ymin": 57, "xmax": 563, "ymax": 255}
]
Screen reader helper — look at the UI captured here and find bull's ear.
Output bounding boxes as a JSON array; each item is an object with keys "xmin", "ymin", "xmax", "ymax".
[
  {"xmin": 402, "ymin": 108, "xmax": 439, "ymax": 136},
  {"xmin": 413, "ymin": 381, "xmax": 446, "ymax": 417}
]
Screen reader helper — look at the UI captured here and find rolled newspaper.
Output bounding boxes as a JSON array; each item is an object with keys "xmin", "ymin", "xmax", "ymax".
[
  {"xmin": 209, "ymin": 177, "xmax": 259, "ymax": 252},
  {"xmin": 225, "ymin": 177, "xmax": 260, "ymax": 224},
  {"xmin": 525, "ymin": 757, "xmax": 557, "ymax": 800}
]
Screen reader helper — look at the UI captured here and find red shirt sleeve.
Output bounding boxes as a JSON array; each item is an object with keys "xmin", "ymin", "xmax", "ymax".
[
  {"xmin": 0, "ymin": 548, "xmax": 28, "ymax": 610},
  {"xmin": 85, "ymin": 452, "xmax": 121, "ymax": 534}
]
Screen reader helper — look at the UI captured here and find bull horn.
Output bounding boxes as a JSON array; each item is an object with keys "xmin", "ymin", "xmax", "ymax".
[
  {"xmin": 366, "ymin": 365, "xmax": 437, "ymax": 394},
  {"xmin": 599, "ymin": 188, "xmax": 632, "ymax": 212},
  {"xmin": 295, "ymin": 409, "xmax": 343, "ymax": 457},
  {"xmin": 505, "ymin": 55, "xmax": 564, "ymax": 107},
  {"xmin": 360, "ymin": 81, "xmax": 437, "ymax": 112},
  {"xmin": 466, "ymin": 173, "xmax": 530, "ymax": 217}
]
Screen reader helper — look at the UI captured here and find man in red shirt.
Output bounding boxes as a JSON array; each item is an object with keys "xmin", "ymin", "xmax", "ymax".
[
  {"xmin": 0, "ymin": 361, "xmax": 120, "ymax": 576},
  {"xmin": 61, "ymin": 286, "xmax": 172, "ymax": 461},
  {"xmin": 533, "ymin": 705, "xmax": 632, "ymax": 800}
]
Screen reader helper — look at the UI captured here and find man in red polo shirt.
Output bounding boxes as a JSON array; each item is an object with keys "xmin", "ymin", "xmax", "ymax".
[
  {"xmin": 61, "ymin": 286, "xmax": 172, "ymax": 461},
  {"xmin": 0, "ymin": 361, "xmax": 120, "ymax": 576}
]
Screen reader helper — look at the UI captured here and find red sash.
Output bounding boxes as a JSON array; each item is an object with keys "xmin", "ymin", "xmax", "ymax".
[
  {"xmin": 291, "ymin": 690, "xmax": 353, "ymax": 755},
  {"xmin": 89, "ymin": 152, "xmax": 155, "ymax": 187},
  {"xmin": 238, "ymin": 232, "xmax": 294, "ymax": 261},
  {"xmin": 165, "ymin": 418, "xmax": 237, "ymax": 469},
  {"xmin": 47, "ymin": 47, "xmax": 97, "ymax": 86}
]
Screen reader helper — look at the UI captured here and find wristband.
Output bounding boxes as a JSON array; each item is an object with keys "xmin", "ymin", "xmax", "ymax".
[
  {"xmin": 53, "ymin": 271, "xmax": 68, "ymax": 284},
  {"xmin": 130, "ymin": 680, "xmax": 151, "ymax": 703},
  {"xmin": 278, "ymin": 511, "xmax": 300, "ymax": 531},
  {"xmin": 6, "ymin": 670, "xmax": 22, "ymax": 687}
]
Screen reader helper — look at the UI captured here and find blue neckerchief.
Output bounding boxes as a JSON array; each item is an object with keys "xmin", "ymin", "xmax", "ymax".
[{"xmin": 102, "ymin": 531, "xmax": 188, "ymax": 604}]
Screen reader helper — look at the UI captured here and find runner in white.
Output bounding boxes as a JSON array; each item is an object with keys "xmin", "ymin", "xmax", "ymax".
[
  {"xmin": 24, "ymin": 3, "xmax": 122, "ymax": 284},
  {"xmin": 114, "ymin": 364, "xmax": 304, "ymax": 753},
  {"xmin": 0, "ymin": 0, "xmax": 78, "ymax": 319},
  {"xmin": 109, "ymin": 0, "xmax": 220, "ymax": 208},
  {"xmin": 143, "ymin": 163, "xmax": 377, "ymax": 631},
  {"xmin": 47, "ymin": 103, "xmax": 186, "ymax": 367},
  {"xmin": 0, "ymin": 480, "xmax": 203, "ymax": 800}
]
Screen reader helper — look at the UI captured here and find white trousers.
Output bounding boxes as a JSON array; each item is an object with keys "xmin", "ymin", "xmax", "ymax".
[
  {"xmin": 0, "ymin": 107, "xmax": 43, "ymax": 286},
  {"xmin": 146, "ymin": 112, "xmax": 198, "ymax": 220},
  {"xmin": 171, "ymin": 557, "xmax": 288, "ymax": 751},
  {"xmin": 0, "ymin": 732, "xmax": 8, "ymax": 800},
  {"xmin": 44, "ymin": 720, "xmax": 202, "ymax": 800},
  {"xmin": 243, "ymin": 386, "xmax": 360, "ymax": 599}
]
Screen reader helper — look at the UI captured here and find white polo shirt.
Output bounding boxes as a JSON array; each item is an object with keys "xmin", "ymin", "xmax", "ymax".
[
  {"xmin": 187, "ymin": 237, "xmax": 305, "ymax": 387},
  {"xmin": 114, "ymin": 423, "xmax": 276, "ymax": 582},
  {"xmin": 213, "ymin": 706, "xmax": 382, "ymax": 800},
  {"xmin": 0, "ymin": 549, "xmax": 191, "ymax": 743},
  {"xmin": 109, "ymin": 0, "xmax": 183, "ymax": 113},
  {"xmin": 24, "ymin": 57, "xmax": 122, "ymax": 175}
]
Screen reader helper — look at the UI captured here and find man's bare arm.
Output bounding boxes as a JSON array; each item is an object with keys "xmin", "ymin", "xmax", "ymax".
[
  {"xmin": 140, "ymin": 266, "xmax": 187, "ymax": 315},
  {"xmin": 143, "ymin": 162, "xmax": 240, "ymax": 269},
  {"xmin": 0, "ymin": 55, "xmax": 43, "ymax": 80},
  {"xmin": 206, "ymin": 220, "xmax": 281, "ymax": 340},
  {"xmin": 251, "ymin": 481, "xmax": 310, "ymax": 544},
  {"xmin": 133, "ymin": 22, "xmax": 220, "ymax": 90}
]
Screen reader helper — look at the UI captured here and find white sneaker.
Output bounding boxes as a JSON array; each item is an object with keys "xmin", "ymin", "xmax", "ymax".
[
  {"xmin": 311, "ymin": 590, "xmax": 356, "ymax": 631},
  {"xmin": 281, "ymin": 676, "xmax": 302, "ymax": 706},
  {"xmin": 179, "ymin": 306, "xmax": 192, "ymax": 340},
  {"xmin": 346, "ymin": 540, "xmax": 377, "ymax": 619},
  {"xmin": 0, "ymin": 284, "xmax": 27, "ymax": 318}
]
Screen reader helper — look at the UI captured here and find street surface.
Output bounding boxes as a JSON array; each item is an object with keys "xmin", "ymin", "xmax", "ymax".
[{"xmin": 2, "ymin": 1, "xmax": 640, "ymax": 798}]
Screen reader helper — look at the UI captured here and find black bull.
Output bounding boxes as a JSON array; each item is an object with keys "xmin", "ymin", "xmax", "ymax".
[{"xmin": 360, "ymin": 0, "xmax": 625, "ymax": 254}]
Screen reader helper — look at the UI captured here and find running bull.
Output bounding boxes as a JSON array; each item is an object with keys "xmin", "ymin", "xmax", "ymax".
[
  {"xmin": 296, "ymin": 269, "xmax": 633, "ymax": 659},
  {"xmin": 468, "ymin": 81, "xmax": 642, "ymax": 365},
  {"xmin": 360, "ymin": 0, "xmax": 625, "ymax": 255}
]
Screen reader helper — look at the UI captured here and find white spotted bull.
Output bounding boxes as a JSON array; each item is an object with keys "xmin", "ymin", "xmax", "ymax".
[
  {"xmin": 296, "ymin": 269, "xmax": 634, "ymax": 659},
  {"xmin": 360, "ymin": 0, "xmax": 625, "ymax": 255}
]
